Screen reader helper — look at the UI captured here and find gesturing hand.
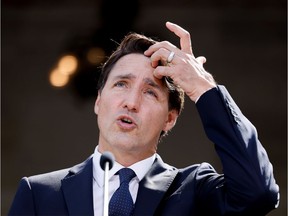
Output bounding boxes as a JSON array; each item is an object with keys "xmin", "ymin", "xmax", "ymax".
[{"xmin": 144, "ymin": 22, "xmax": 216, "ymax": 102}]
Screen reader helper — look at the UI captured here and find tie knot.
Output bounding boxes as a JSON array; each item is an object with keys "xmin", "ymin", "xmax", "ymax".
[{"xmin": 118, "ymin": 168, "xmax": 136, "ymax": 184}]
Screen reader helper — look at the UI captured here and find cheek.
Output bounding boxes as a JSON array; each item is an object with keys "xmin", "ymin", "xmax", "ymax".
[
  {"xmin": 97, "ymin": 100, "xmax": 112, "ymax": 116},
  {"xmin": 97, "ymin": 93, "xmax": 122, "ymax": 119},
  {"xmin": 97, "ymin": 91, "xmax": 114, "ymax": 109},
  {"xmin": 96, "ymin": 104, "xmax": 111, "ymax": 131},
  {"xmin": 144, "ymin": 106, "xmax": 169, "ymax": 129}
]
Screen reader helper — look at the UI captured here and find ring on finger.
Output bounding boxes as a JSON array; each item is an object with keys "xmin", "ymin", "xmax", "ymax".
[{"xmin": 167, "ymin": 51, "xmax": 175, "ymax": 64}]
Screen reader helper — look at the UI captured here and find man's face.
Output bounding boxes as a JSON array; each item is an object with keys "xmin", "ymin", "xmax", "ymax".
[{"xmin": 94, "ymin": 53, "xmax": 178, "ymax": 159}]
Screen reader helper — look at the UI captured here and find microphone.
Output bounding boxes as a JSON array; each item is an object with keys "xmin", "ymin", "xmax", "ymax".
[
  {"xmin": 100, "ymin": 151, "xmax": 115, "ymax": 216},
  {"xmin": 100, "ymin": 151, "xmax": 114, "ymax": 171}
]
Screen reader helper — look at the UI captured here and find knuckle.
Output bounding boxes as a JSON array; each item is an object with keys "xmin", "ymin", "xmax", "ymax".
[
  {"xmin": 183, "ymin": 31, "xmax": 190, "ymax": 39},
  {"xmin": 162, "ymin": 41, "xmax": 170, "ymax": 46}
]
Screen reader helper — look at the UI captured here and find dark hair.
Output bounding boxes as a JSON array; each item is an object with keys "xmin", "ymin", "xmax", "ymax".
[{"xmin": 97, "ymin": 33, "xmax": 185, "ymax": 138}]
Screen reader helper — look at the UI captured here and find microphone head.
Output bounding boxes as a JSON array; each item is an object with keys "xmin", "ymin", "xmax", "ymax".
[{"xmin": 100, "ymin": 151, "xmax": 115, "ymax": 170}]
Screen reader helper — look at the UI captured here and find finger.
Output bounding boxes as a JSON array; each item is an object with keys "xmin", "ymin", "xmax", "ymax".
[
  {"xmin": 196, "ymin": 56, "xmax": 206, "ymax": 65},
  {"xmin": 150, "ymin": 48, "xmax": 175, "ymax": 67},
  {"xmin": 166, "ymin": 22, "xmax": 193, "ymax": 54},
  {"xmin": 153, "ymin": 66, "xmax": 171, "ymax": 80},
  {"xmin": 144, "ymin": 41, "xmax": 177, "ymax": 57}
]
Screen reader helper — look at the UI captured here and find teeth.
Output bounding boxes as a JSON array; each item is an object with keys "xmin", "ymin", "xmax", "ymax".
[{"xmin": 122, "ymin": 118, "xmax": 132, "ymax": 123}]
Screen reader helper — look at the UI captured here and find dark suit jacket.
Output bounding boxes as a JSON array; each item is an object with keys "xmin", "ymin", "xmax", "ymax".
[{"xmin": 8, "ymin": 86, "xmax": 279, "ymax": 216}]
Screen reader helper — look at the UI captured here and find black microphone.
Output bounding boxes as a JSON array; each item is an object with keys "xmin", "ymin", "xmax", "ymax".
[
  {"xmin": 100, "ymin": 151, "xmax": 115, "ymax": 171},
  {"xmin": 100, "ymin": 151, "xmax": 115, "ymax": 216}
]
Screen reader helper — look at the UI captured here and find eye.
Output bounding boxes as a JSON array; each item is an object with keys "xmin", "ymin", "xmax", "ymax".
[
  {"xmin": 145, "ymin": 89, "xmax": 158, "ymax": 98},
  {"xmin": 114, "ymin": 81, "xmax": 127, "ymax": 88}
]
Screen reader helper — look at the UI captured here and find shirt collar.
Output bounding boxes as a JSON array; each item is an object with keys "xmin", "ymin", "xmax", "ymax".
[{"xmin": 93, "ymin": 146, "xmax": 156, "ymax": 188}]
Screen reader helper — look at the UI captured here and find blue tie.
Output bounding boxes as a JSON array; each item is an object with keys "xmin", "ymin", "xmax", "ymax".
[{"xmin": 109, "ymin": 168, "xmax": 136, "ymax": 216}]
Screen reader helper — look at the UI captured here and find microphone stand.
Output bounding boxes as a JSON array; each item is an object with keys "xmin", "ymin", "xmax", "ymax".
[
  {"xmin": 103, "ymin": 161, "xmax": 109, "ymax": 216},
  {"xmin": 100, "ymin": 151, "xmax": 114, "ymax": 216}
]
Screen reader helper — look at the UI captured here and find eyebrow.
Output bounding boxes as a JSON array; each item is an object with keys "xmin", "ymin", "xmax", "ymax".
[
  {"xmin": 143, "ymin": 77, "xmax": 161, "ymax": 90},
  {"xmin": 113, "ymin": 73, "xmax": 136, "ymax": 81},
  {"xmin": 112, "ymin": 73, "xmax": 162, "ymax": 90}
]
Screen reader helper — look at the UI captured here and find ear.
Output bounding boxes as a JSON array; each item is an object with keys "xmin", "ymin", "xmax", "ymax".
[
  {"xmin": 163, "ymin": 110, "xmax": 178, "ymax": 132},
  {"xmin": 94, "ymin": 91, "xmax": 101, "ymax": 115}
]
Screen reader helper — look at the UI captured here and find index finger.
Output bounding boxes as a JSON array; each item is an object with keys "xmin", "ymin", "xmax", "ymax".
[{"xmin": 166, "ymin": 22, "xmax": 193, "ymax": 54}]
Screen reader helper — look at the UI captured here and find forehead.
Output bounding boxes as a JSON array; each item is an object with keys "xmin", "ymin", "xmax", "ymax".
[
  {"xmin": 108, "ymin": 53, "xmax": 166, "ymax": 88},
  {"xmin": 110, "ymin": 53, "xmax": 152, "ymax": 76}
]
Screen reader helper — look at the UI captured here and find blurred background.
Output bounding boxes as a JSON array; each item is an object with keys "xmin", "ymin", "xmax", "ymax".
[{"xmin": 2, "ymin": 0, "xmax": 286, "ymax": 215}]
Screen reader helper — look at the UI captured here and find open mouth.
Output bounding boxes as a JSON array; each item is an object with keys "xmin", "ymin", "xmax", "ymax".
[
  {"xmin": 121, "ymin": 118, "xmax": 133, "ymax": 124},
  {"xmin": 117, "ymin": 115, "xmax": 136, "ymax": 130}
]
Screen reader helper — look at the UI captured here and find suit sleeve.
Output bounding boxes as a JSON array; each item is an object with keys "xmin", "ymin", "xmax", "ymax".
[
  {"xmin": 195, "ymin": 85, "xmax": 279, "ymax": 215},
  {"xmin": 8, "ymin": 177, "xmax": 36, "ymax": 216}
]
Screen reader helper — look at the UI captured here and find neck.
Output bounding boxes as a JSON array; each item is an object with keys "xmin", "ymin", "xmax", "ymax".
[{"xmin": 98, "ymin": 145, "xmax": 156, "ymax": 167}]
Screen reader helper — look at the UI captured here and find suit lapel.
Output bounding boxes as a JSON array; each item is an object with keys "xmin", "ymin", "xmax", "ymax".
[
  {"xmin": 133, "ymin": 156, "xmax": 178, "ymax": 215},
  {"xmin": 60, "ymin": 154, "xmax": 178, "ymax": 216},
  {"xmin": 61, "ymin": 156, "xmax": 94, "ymax": 216}
]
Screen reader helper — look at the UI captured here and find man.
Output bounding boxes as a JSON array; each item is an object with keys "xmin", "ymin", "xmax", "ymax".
[{"xmin": 9, "ymin": 22, "xmax": 279, "ymax": 216}]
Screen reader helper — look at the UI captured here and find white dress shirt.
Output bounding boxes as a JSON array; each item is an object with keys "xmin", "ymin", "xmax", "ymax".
[{"xmin": 92, "ymin": 146, "xmax": 156, "ymax": 216}]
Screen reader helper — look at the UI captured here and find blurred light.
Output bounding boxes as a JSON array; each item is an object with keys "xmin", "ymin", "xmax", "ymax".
[
  {"xmin": 49, "ymin": 68, "xmax": 69, "ymax": 87},
  {"xmin": 86, "ymin": 47, "xmax": 105, "ymax": 65},
  {"xmin": 58, "ymin": 55, "xmax": 78, "ymax": 75}
]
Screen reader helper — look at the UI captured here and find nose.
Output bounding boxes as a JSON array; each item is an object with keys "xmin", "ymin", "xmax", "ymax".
[{"xmin": 123, "ymin": 89, "xmax": 141, "ymax": 112}]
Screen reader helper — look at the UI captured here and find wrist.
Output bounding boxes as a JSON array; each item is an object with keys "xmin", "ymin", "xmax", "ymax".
[{"xmin": 189, "ymin": 83, "xmax": 217, "ymax": 103}]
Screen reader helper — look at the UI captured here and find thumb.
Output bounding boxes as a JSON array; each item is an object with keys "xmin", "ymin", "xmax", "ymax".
[{"xmin": 196, "ymin": 56, "xmax": 206, "ymax": 65}]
